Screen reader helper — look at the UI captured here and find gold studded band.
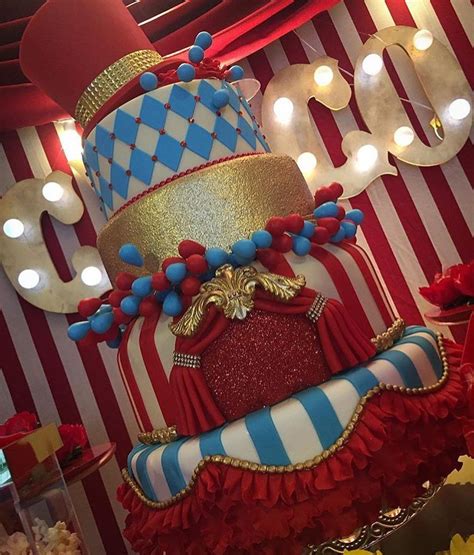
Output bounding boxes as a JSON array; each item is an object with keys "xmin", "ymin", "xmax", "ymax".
[
  {"xmin": 75, "ymin": 49, "xmax": 163, "ymax": 128},
  {"xmin": 371, "ymin": 318, "xmax": 406, "ymax": 353},
  {"xmin": 306, "ymin": 293, "xmax": 328, "ymax": 323},
  {"xmin": 138, "ymin": 425, "xmax": 178, "ymax": 445},
  {"xmin": 173, "ymin": 352, "xmax": 201, "ymax": 368},
  {"xmin": 123, "ymin": 332, "xmax": 450, "ymax": 509}
]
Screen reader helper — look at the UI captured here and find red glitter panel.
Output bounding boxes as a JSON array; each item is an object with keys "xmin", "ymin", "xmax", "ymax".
[{"xmin": 201, "ymin": 310, "xmax": 331, "ymax": 421}]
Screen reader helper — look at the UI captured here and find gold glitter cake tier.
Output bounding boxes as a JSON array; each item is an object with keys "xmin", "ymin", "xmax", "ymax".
[{"xmin": 97, "ymin": 154, "xmax": 314, "ymax": 281}]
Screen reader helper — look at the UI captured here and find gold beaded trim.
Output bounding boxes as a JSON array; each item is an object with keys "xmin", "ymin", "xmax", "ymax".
[
  {"xmin": 75, "ymin": 49, "xmax": 163, "ymax": 128},
  {"xmin": 122, "ymin": 332, "xmax": 449, "ymax": 509},
  {"xmin": 138, "ymin": 425, "xmax": 178, "ymax": 445},
  {"xmin": 371, "ymin": 318, "xmax": 406, "ymax": 353}
]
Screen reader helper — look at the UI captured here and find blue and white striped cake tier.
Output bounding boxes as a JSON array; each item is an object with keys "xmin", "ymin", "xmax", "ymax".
[
  {"xmin": 128, "ymin": 326, "xmax": 444, "ymax": 503},
  {"xmin": 83, "ymin": 79, "xmax": 270, "ymax": 218}
]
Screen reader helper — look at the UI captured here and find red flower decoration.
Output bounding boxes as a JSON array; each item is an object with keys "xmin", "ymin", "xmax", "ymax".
[
  {"xmin": 419, "ymin": 261, "xmax": 474, "ymax": 309},
  {"xmin": 0, "ymin": 411, "xmax": 38, "ymax": 435},
  {"xmin": 56, "ymin": 424, "xmax": 89, "ymax": 464}
]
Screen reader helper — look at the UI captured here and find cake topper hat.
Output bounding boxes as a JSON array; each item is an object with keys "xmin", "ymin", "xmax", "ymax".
[{"xmin": 20, "ymin": 0, "xmax": 176, "ymax": 131}]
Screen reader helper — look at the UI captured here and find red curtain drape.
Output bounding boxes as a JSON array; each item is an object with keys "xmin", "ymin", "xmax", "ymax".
[{"xmin": 0, "ymin": 0, "xmax": 339, "ymax": 131}]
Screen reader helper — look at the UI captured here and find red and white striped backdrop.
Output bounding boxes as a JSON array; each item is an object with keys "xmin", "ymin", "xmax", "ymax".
[{"xmin": 0, "ymin": 1, "xmax": 472, "ymax": 553}]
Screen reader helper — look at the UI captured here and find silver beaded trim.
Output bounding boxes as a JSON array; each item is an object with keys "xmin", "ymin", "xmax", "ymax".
[
  {"xmin": 306, "ymin": 293, "xmax": 328, "ymax": 323},
  {"xmin": 173, "ymin": 352, "xmax": 201, "ymax": 368}
]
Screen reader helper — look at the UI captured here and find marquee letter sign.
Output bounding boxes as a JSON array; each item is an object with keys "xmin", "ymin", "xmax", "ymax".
[
  {"xmin": 0, "ymin": 171, "xmax": 110, "ymax": 313},
  {"xmin": 262, "ymin": 25, "xmax": 472, "ymax": 198}
]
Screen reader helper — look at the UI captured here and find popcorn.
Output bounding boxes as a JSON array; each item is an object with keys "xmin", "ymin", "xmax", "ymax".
[{"xmin": 0, "ymin": 520, "xmax": 81, "ymax": 555}]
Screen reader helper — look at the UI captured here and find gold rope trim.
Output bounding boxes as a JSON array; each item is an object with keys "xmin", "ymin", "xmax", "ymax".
[
  {"xmin": 75, "ymin": 49, "xmax": 163, "ymax": 128},
  {"xmin": 371, "ymin": 318, "xmax": 405, "ymax": 352},
  {"xmin": 138, "ymin": 425, "xmax": 178, "ymax": 445},
  {"xmin": 122, "ymin": 332, "xmax": 449, "ymax": 509}
]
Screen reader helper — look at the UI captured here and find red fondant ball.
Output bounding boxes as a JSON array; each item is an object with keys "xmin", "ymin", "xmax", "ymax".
[
  {"xmin": 78, "ymin": 297, "xmax": 102, "ymax": 317},
  {"xmin": 285, "ymin": 213, "xmax": 305, "ymax": 234},
  {"xmin": 113, "ymin": 307, "xmax": 132, "ymax": 325},
  {"xmin": 151, "ymin": 272, "xmax": 170, "ymax": 291},
  {"xmin": 186, "ymin": 254, "xmax": 208, "ymax": 275},
  {"xmin": 328, "ymin": 182, "xmax": 344, "ymax": 199},
  {"xmin": 116, "ymin": 272, "xmax": 136, "ymax": 291},
  {"xmin": 266, "ymin": 216, "xmax": 286, "ymax": 236},
  {"xmin": 271, "ymin": 234, "xmax": 293, "ymax": 253},
  {"xmin": 257, "ymin": 248, "xmax": 281, "ymax": 270},
  {"xmin": 178, "ymin": 240, "xmax": 206, "ymax": 258},
  {"xmin": 336, "ymin": 205, "xmax": 346, "ymax": 220},
  {"xmin": 108, "ymin": 290, "xmax": 129, "ymax": 307},
  {"xmin": 317, "ymin": 217, "xmax": 340, "ymax": 236},
  {"xmin": 314, "ymin": 187, "xmax": 334, "ymax": 207},
  {"xmin": 312, "ymin": 226, "xmax": 330, "ymax": 244},
  {"xmin": 181, "ymin": 276, "xmax": 202, "ymax": 297},
  {"xmin": 139, "ymin": 296, "xmax": 158, "ymax": 317}
]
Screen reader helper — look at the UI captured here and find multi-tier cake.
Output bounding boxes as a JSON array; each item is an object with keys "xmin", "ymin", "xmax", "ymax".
[{"xmin": 21, "ymin": 1, "xmax": 471, "ymax": 554}]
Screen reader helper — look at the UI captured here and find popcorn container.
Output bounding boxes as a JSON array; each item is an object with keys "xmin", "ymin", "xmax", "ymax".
[{"xmin": 0, "ymin": 424, "xmax": 86, "ymax": 554}]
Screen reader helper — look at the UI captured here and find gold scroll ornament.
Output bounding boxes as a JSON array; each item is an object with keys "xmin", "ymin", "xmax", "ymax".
[
  {"xmin": 0, "ymin": 171, "xmax": 110, "ymax": 313},
  {"xmin": 261, "ymin": 26, "xmax": 471, "ymax": 198}
]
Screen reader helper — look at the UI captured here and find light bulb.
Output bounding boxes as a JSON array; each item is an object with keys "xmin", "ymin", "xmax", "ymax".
[
  {"xmin": 81, "ymin": 266, "xmax": 102, "ymax": 286},
  {"xmin": 362, "ymin": 54, "xmax": 383, "ymax": 76},
  {"xmin": 3, "ymin": 218, "xmax": 24, "ymax": 238},
  {"xmin": 313, "ymin": 65, "xmax": 334, "ymax": 86},
  {"xmin": 42, "ymin": 181, "xmax": 64, "ymax": 202},
  {"xmin": 297, "ymin": 152, "xmax": 317, "ymax": 174},
  {"xmin": 393, "ymin": 126, "xmax": 415, "ymax": 147},
  {"xmin": 273, "ymin": 97, "xmax": 294, "ymax": 123},
  {"xmin": 413, "ymin": 29, "xmax": 433, "ymax": 51},
  {"xmin": 61, "ymin": 121, "xmax": 83, "ymax": 160},
  {"xmin": 448, "ymin": 98, "xmax": 471, "ymax": 120},
  {"xmin": 356, "ymin": 144, "xmax": 378, "ymax": 170},
  {"xmin": 18, "ymin": 269, "xmax": 40, "ymax": 289}
]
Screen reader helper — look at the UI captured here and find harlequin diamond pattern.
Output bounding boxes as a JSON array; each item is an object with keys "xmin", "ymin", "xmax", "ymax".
[{"xmin": 84, "ymin": 79, "xmax": 270, "ymax": 216}]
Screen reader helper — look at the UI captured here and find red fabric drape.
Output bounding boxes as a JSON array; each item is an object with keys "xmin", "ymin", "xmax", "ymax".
[{"xmin": 0, "ymin": 0, "xmax": 339, "ymax": 131}]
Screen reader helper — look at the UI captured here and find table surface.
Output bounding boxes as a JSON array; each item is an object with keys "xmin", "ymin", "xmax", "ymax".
[{"xmin": 62, "ymin": 442, "xmax": 116, "ymax": 486}]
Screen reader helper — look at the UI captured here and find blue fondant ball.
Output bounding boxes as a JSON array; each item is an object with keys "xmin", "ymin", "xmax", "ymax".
[
  {"xmin": 228, "ymin": 253, "xmax": 241, "ymax": 267},
  {"xmin": 300, "ymin": 220, "xmax": 315, "ymax": 239},
  {"xmin": 119, "ymin": 243, "xmax": 144, "ymax": 267},
  {"xmin": 229, "ymin": 65, "xmax": 244, "ymax": 81},
  {"xmin": 194, "ymin": 31, "xmax": 212, "ymax": 50},
  {"xmin": 314, "ymin": 201, "xmax": 339, "ymax": 219},
  {"xmin": 199, "ymin": 269, "xmax": 216, "ymax": 282},
  {"xmin": 212, "ymin": 89, "xmax": 230, "ymax": 109},
  {"xmin": 251, "ymin": 229, "xmax": 273, "ymax": 249},
  {"xmin": 341, "ymin": 220, "xmax": 357, "ymax": 238},
  {"xmin": 292, "ymin": 235, "xmax": 311, "ymax": 256},
  {"xmin": 165, "ymin": 262, "xmax": 187, "ymax": 284},
  {"xmin": 67, "ymin": 321, "xmax": 91, "ymax": 341},
  {"xmin": 330, "ymin": 227, "xmax": 346, "ymax": 243},
  {"xmin": 163, "ymin": 291, "xmax": 183, "ymax": 317},
  {"xmin": 232, "ymin": 239, "xmax": 257, "ymax": 260},
  {"xmin": 131, "ymin": 275, "xmax": 153, "ymax": 297},
  {"xmin": 155, "ymin": 289, "xmax": 170, "ymax": 302},
  {"xmin": 234, "ymin": 254, "xmax": 253, "ymax": 266},
  {"xmin": 97, "ymin": 304, "xmax": 112, "ymax": 314},
  {"xmin": 177, "ymin": 63, "xmax": 196, "ymax": 83},
  {"xmin": 189, "ymin": 45, "xmax": 204, "ymax": 64},
  {"xmin": 91, "ymin": 311, "xmax": 114, "ymax": 334},
  {"xmin": 106, "ymin": 332, "xmax": 122, "ymax": 348},
  {"xmin": 345, "ymin": 209, "xmax": 364, "ymax": 225},
  {"xmin": 120, "ymin": 295, "xmax": 141, "ymax": 316},
  {"xmin": 205, "ymin": 247, "xmax": 229, "ymax": 268},
  {"xmin": 139, "ymin": 71, "xmax": 158, "ymax": 91}
]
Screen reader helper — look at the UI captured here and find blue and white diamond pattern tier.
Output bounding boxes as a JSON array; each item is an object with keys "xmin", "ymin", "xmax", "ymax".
[{"xmin": 83, "ymin": 79, "xmax": 270, "ymax": 218}]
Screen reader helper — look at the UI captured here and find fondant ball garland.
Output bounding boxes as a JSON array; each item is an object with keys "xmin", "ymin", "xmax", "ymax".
[{"xmin": 68, "ymin": 183, "xmax": 364, "ymax": 349}]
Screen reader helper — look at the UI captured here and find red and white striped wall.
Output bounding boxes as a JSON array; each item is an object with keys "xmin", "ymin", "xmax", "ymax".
[{"xmin": 0, "ymin": 1, "xmax": 472, "ymax": 553}]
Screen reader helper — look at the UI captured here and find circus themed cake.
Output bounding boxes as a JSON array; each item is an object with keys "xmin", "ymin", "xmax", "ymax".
[{"xmin": 20, "ymin": 1, "xmax": 471, "ymax": 553}]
